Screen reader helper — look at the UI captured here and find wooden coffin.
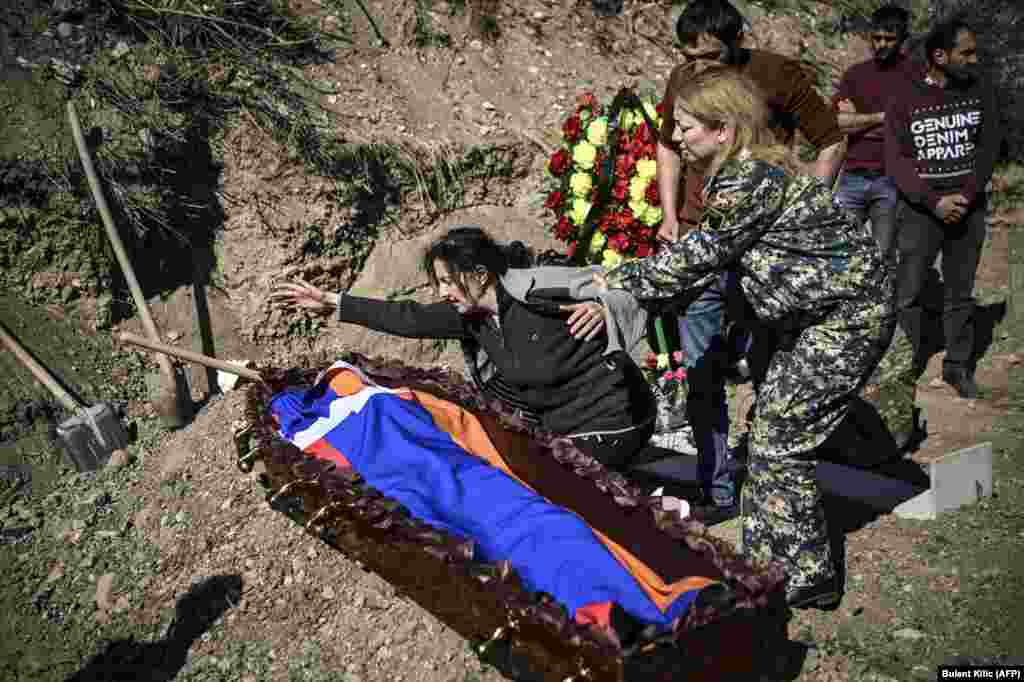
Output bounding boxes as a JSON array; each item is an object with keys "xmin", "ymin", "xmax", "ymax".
[{"xmin": 235, "ymin": 354, "xmax": 788, "ymax": 682}]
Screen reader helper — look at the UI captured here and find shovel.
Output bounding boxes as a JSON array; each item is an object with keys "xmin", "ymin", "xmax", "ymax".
[
  {"xmin": 0, "ymin": 320, "xmax": 129, "ymax": 472},
  {"xmin": 117, "ymin": 333, "xmax": 263, "ymax": 384}
]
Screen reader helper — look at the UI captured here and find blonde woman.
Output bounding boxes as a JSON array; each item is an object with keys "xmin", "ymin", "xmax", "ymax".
[{"xmin": 598, "ymin": 67, "xmax": 897, "ymax": 608}]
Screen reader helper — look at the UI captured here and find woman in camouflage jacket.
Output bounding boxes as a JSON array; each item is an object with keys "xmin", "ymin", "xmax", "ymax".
[{"xmin": 600, "ymin": 67, "xmax": 896, "ymax": 608}]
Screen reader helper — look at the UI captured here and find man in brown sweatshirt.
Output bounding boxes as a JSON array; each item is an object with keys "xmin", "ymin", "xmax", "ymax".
[{"xmin": 651, "ymin": 0, "xmax": 845, "ymax": 524}]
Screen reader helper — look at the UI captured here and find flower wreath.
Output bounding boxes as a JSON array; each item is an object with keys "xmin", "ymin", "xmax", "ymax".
[{"xmin": 540, "ymin": 89, "xmax": 667, "ymax": 269}]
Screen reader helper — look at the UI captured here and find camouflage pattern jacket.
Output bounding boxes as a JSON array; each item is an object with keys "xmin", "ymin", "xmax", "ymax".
[{"xmin": 607, "ymin": 156, "xmax": 891, "ymax": 331}]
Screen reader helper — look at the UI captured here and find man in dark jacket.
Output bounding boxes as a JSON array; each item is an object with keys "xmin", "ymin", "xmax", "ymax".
[{"xmin": 884, "ymin": 15, "xmax": 1002, "ymax": 400}]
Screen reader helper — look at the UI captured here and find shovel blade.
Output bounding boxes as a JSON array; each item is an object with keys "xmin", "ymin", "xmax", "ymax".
[{"xmin": 56, "ymin": 403, "xmax": 129, "ymax": 472}]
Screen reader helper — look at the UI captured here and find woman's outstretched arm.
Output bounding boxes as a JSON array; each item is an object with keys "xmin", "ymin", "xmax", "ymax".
[{"xmin": 270, "ymin": 279, "xmax": 467, "ymax": 339}]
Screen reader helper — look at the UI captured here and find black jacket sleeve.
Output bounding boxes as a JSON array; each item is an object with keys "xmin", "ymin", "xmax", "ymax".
[
  {"xmin": 962, "ymin": 81, "xmax": 1003, "ymax": 206},
  {"xmin": 336, "ymin": 294, "xmax": 468, "ymax": 339}
]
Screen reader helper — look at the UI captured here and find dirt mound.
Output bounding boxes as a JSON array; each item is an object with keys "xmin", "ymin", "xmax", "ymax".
[{"xmin": 122, "ymin": 389, "xmax": 507, "ymax": 682}]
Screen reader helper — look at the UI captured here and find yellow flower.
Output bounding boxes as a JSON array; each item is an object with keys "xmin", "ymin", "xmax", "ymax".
[
  {"xmin": 620, "ymin": 109, "xmax": 637, "ymax": 132},
  {"xmin": 643, "ymin": 100, "xmax": 659, "ymax": 124},
  {"xmin": 587, "ymin": 117, "xmax": 609, "ymax": 146},
  {"xmin": 569, "ymin": 172, "xmax": 593, "ymax": 197},
  {"xmin": 656, "ymin": 353, "xmax": 670, "ymax": 370},
  {"xmin": 601, "ymin": 250, "xmax": 624, "ymax": 269},
  {"xmin": 573, "ymin": 142, "xmax": 597, "ymax": 170},
  {"xmin": 629, "ymin": 176, "xmax": 649, "ymax": 203},
  {"xmin": 635, "ymin": 159, "xmax": 658, "ymax": 180},
  {"xmin": 570, "ymin": 198, "xmax": 592, "ymax": 226},
  {"xmin": 589, "ymin": 230, "xmax": 607, "ymax": 255},
  {"xmin": 629, "ymin": 198, "xmax": 650, "ymax": 218},
  {"xmin": 642, "ymin": 205, "xmax": 664, "ymax": 226}
]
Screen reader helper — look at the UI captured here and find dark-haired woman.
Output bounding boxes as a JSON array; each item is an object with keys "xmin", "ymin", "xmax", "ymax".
[{"xmin": 270, "ymin": 226, "xmax": 658, "ymax": 472}]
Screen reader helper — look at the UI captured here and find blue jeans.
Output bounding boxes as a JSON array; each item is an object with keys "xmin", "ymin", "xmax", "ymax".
[
  {"xmin": 833, "ymin": 171, "xmax": 900, "ymax": 269},
  {"xmin": 680, "ymin": 272, "xmax": 737, "ymax": 507}
]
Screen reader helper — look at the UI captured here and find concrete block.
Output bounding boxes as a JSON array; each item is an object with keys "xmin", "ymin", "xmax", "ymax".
[{"xmin": 893, "ymin": 442, "xmax": 993, "ymax": 520}]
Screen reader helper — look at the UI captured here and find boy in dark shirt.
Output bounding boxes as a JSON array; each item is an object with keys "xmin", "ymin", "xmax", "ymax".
[
  {"xmin": 833, "ymin": 5, "xmax": 920, "ymax": 269},
  {"xmin": 884, "ymin": 15, "xmax": 1002, "ymax": 399}
]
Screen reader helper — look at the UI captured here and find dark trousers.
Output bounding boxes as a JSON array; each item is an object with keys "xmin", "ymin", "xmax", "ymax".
[
  {"xmin": 570, "ymin": 421, "xmax": 656, "ymax": 472},
  {"xmin": 895, "ymin": 196, "xmax": 988, "ymax": 372}
]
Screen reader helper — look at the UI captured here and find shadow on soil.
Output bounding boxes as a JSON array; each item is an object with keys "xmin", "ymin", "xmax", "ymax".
[{"xmin": 66, "ymin": 574, "xmax": 243, "ymax": 682}]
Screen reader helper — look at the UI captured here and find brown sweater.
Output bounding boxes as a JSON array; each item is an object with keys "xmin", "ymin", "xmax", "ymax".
[{"xmin": 660, "ymin": 49, "xmax": 844, "ymax": 232}]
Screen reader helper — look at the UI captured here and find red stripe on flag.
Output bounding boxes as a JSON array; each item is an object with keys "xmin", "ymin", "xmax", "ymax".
[{"xmin": 304, "ymin": 438, "xmax": 352, "ymax": 469}]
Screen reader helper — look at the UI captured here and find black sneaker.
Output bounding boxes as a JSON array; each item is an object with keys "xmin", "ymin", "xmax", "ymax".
[
  {"xmin": 942, "ymin": 367, "xmax": 979, "ymax": 399},
  {"xmin": 891, "ymin": 408, "xmax": 927, "ymax": 453},
  {"xmin": 787, "ymin": 577, "xmax": 841, "ymax": 609}
]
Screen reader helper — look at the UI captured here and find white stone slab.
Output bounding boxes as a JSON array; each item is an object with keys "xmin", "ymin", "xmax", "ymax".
[{"xmin": 893, "ymin": 442, "xmax": 993, "ymax": 520}]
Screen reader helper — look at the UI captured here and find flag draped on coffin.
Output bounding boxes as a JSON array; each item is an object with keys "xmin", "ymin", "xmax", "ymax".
[{"xmin": 269, "ymin": 362, "xmax": 714, "ymax": 630}]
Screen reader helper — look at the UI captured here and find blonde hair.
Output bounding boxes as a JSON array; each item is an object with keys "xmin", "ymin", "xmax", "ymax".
[{"xmin": 669, "ymin": 65, "xmax": 805, "ymax": 181}]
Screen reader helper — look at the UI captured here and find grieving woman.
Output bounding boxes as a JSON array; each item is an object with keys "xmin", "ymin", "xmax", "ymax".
[
  {"xmin": 270, "ymin": 226, "xmax": 657, "ymax": 473},
  {"xmin": 599, "ymin": 67, "xmax": 896, "ymax": 608}
]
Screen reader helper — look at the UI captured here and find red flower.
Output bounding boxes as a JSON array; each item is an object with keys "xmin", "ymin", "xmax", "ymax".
[
  {"xmin": 635, "ymin": 124, "xmax": 652, "ymax": 145},
  {"xmin": 590, "ymin": 187, "xmax": 600, "ymax": 204},
  {"xmin": 566, "ymin": 241, "xmax": 577, "ymax": 258},
  {"xmin": 544, "ymin": 190, "xmax": 564, "ymax": 210},
  {"xmin": 577, "ymin": 92, "xmax": 598, "ymax": 111},
  {"xmin": 644, "ymin": 352, "xmax": 658, "ymax": 369},
  {"xmin": 614, "ymin": 155, "xmax": 635, "ymax": 180},
  {"xmin": 554, "ymin": 215, "xmax": 574, "ymax": 241},
  {"xmin": 635, "ymin": 243, "xmax": 653, "ymax": 258},
  {"xmin": 563, "ymin": 115, "xmax": 582, "ymax": 143},
  {"xmin": 609, "ymin": 232, "xmax": 631, "ymax": 253},
  {"xmin": 612, "ymin": 179, "xmax": 629, "ymax": 202},
  {"xmin": 655, "ymin": 101, "xmax": 665, "ymax": 116},
  {"xmin": 548, "ymin": 148, "xmax": 571, "ymax": 176},
  {"xmin": 645, "ymin": 181, "xmax": 660, "ymax": 206}
]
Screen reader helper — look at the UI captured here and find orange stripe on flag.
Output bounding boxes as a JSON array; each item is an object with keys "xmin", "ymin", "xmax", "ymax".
[{"xmin": 412, "ymin": 390, "xmax": 715, "ymax": 612}]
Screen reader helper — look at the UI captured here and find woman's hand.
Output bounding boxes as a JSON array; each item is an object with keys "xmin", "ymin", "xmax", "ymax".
[
  {"xmin": 268, "ymin": 279, "xmax": 336, "ymax": 317},
  {"xmin": 562, "ymin": 302, "xmax": 606, "ymax": 341}
]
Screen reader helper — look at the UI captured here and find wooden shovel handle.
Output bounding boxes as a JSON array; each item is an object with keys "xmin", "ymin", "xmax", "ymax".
[
  {"xmin": 0, "ymin": 320, "xmax": 82, "ymax": 412},
  {"xmin": 68, "ymin": 101, "xmax": 176, "ymax": 386},
  {"xmin": 118, "ymin": 332, "xmax": 264, "ymax": 382}
]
